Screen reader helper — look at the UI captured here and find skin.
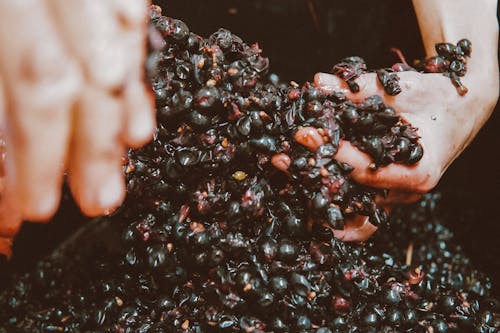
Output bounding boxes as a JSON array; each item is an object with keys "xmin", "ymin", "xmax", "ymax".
[
  {"xmin": 0, "ymin": 0, "xmax": 498, "ymax": 254},
  {"xmin": 0, "ymin": 1, "xmax": 154, "ymax": 243},
  {"xmin": 316, "ymin": 0, "xmax": 499, "ymax": 208}
]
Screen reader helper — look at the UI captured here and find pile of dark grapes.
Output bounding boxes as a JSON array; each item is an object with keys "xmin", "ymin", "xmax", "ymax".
[{"xmin": 0, "ymin": 5, "xmax": 497, "ymax": 333}]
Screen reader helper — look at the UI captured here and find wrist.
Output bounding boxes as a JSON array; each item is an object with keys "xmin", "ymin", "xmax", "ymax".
[
  {"xmin": 460, "ymin": 62, "xmax": 498, "ymax": 145},
  {"xmin": 412, "ymin": 0, "xmax": 498, "ymax": 59},
  {"xmin": 464, "ymin": 43, "xmax": 499, "ymax": 110},
  {"xmin": 412, "ymin": 0, "xmax": 499, "ymax": 122}
]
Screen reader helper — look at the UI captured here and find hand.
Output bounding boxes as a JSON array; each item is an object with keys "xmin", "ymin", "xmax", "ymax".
[
  {"xmin": 314, "ymin": 68, "xmax": 499, "ymax": 205},
  {"xmin": 314, "ymin": 0, "xmax": 499, "ymax": 208},
  {"xmin": 314, "ymin": 59, "xmax": 498, "ymax": 242},
  {"xmin": 0, "ymin": 0, "xmax": 155, "ymax": 247}
]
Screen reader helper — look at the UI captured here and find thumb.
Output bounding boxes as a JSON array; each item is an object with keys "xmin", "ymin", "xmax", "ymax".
[
  {"xmin": 0, "ymin": 189, "xmax": 22, "ymax": 238},
  {"xmin": 0, "ymin": 133, "xmax": 22, "ymax": 238},
  {"xmin": 331, "ymin": 215, "xmax": 378, "ymax": 242},
  {"xmin": 314, "ymin": 72, "xmax": 382, "ymax": 102}
]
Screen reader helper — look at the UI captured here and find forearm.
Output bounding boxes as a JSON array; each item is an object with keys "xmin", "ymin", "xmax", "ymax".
[{"xmin": 412, "ymin": 0, "xmax": 499, "ymax": 133}]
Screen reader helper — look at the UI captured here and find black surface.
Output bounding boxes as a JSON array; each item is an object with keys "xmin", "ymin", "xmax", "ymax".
[{"xmin": 11, "ymin": 0, "xmax": 500, "ymax": 288}]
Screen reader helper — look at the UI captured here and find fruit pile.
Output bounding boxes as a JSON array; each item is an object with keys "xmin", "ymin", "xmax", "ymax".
[{"xmin": 0, "ymin": 5, "xmax": 497, "ymax": 333}]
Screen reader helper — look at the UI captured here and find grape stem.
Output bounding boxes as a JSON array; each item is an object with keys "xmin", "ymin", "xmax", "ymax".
[
  {"xmin": 306, "ymin": 0, "xmax": 321, "ymax": 33},
  {"xmin": 390, "ymin": 47, "xmax": 409, "ymax": 66}
]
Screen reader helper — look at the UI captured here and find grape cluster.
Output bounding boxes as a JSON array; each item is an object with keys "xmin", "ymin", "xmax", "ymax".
[
  {"xmin": 0, "ymin": 5, "xmax": 496, "ymax": 333},
  {"xmin": 415, "ymin": 39, "xmax": 472, "ymax": 96},
  {"xmin": 332, "ymin": 39, "xmax": 472, "ymax": 97}
]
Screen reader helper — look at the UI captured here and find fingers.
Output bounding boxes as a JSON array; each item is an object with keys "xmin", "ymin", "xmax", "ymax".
[
  {"xmin": 51, "ymin": 0, "xmax": 155, "ymax": 148},
  {"xmin": 384, "ymin": 191, "xmax": 422, "ymax": 205},
  {"xmin": 375, "ymin": 191, "xmax": 422, "ymax": 209},
  {"xmin": 331, "ymin": 215, "xmax": 378, "ymax": 242},
  {"xmin": 0, "ymin": 177, "xmax": 22, "ymax": 240},
  {"xmin": 49, "ymin": 1, "xmax": 132, "ymax": 90},
  {"xmin": 123, "ymin": 80, "xmax": 156, "ymax": 148},
  {"xmin": 51, "ymin": 0, "xmax": 152, "ymax": 215},
  {"xmin": 0, "ymin": 0, "xmax": 152, "ymax": 241},
  {"xmin": 0, "ymin": 236, "xmax": 13, "ymax": 258},
  {"xmin": 0, "ymin": 78, "xmax": 16, "ymax": 242},
  {"xmin": 118, "ymin": 0, "xmax": 155, "ymax": 147},
  {"xmin": 68, "ymin": 86, "xmax": 126, "ymax": 217},
  {"xmin": 315, "ymin": 72, "xmax": 382, "ymax": 102},
  {"xmin": 0, "ymin": 196, "xmax": 22, "ymax": 238},
  {"xmin": 315, "ymin": 71, "xmax": 445, "ymax": 198},
  {"xmin": 315, "ymin": 71, "xmax": 454, "ymax": 110},
  {"xmin": 110, "ymin": 0, "xmax": 151, "ymax": 29},
  {"xmin": 336, "ymin": 140, "xmax": 437, "ymax": 194},
  {"xmin": 0, "ymin": 1, "xmax": 81, "ymax": 221},
  {"xmin": 6, "ymin": 84, "xmax": 76, "ymax": 221},
  {"xmin": 113, "ymin": 0, "xmax": 155, "ymax": 147},
  {"xmin": 0, "ymin": 168, "xmax": 22, "ymax": 237}
]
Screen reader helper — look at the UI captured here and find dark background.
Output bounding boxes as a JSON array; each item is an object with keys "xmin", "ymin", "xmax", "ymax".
[{"xmin": 10, "ymin": 0, "xmax": 500, "ymax": 288}]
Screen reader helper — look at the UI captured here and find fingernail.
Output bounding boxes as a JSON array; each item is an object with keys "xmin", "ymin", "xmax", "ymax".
[
  {"xmin": 21, "ymin": 189, "xmax": 59, "ymax": 222},
  {"xmin": 294, "ymin": 126, "xmax": 324, "ymax": 152},
  {"xmin": 126, "ymin": 83, "xmax": 155, "ymax": 145},
  {"xmin": 315, "ymin": 73, "xmax": 349, "ymax": 94},
  {"xmin": 315, "ymin": 73, "xmax": 332, "ymax": 86},
  {"xmin": 98, "ymin": 173, "xmax": 125, "ymax": 212},
  {"xmin": 129, "ymin": 109, "xmax": 154, "ymax": 144},
  {"xmin": 333, "ymin": 216, "xmax": 378, "ymax": 243},
  {"xmin": 271, "ymin": 153, "xmax": 291, "ymax": 173}
]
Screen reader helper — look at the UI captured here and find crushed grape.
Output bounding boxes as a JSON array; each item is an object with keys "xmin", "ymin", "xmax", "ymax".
[{"xmin": 0, "ymin": 6, "xmax": 494, "ymax": 333}]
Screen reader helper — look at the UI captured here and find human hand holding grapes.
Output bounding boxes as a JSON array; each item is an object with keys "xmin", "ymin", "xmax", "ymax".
[
  {"xmin": 314, "ymin": 69, "xmax": 498, "ymax": 207},
  {"xmin": 316, "ymin": 0, "xmax": 498, "ymax": 209}
]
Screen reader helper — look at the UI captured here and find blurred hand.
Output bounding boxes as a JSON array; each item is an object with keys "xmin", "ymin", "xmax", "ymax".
[
  {"xmin": 0, "ymin": 0, "xmax": 155, "ymax": 250},
  {"xmin": 314, "ymin": 69, "xmax": 499, "ymax": 206}
]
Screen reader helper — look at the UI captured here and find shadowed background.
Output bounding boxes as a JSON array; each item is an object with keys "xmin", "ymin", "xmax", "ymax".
[{"xmin": 10, "ymin": 0, "xmax": 500, "ymax": 290}]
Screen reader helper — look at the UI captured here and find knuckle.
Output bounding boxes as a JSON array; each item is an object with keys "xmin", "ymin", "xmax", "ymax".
[
  {"xmin": 404, "ymin": 79, "xmax": 423, "ymax": 95},
  {"xmin": 89, "ymin": 142, "xmax": 125, "ymax": 164},
  {"xmin": 16, "ymin": 61, "xmax": 82, "ymax": 118},
  {"xmin": 115, "ymin": 1, "xmax": 148, "ymax": 29},
  {"xmin": 80, "ymin": 137, "xmax": 122, "ymax": 162},
  {"xmin": 22, "ymin": 48, "xmax": 80, "ymax": 87},
  {"xmin": 88, "ymin": 58, "xmax": 129, "ymax": 91}
]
